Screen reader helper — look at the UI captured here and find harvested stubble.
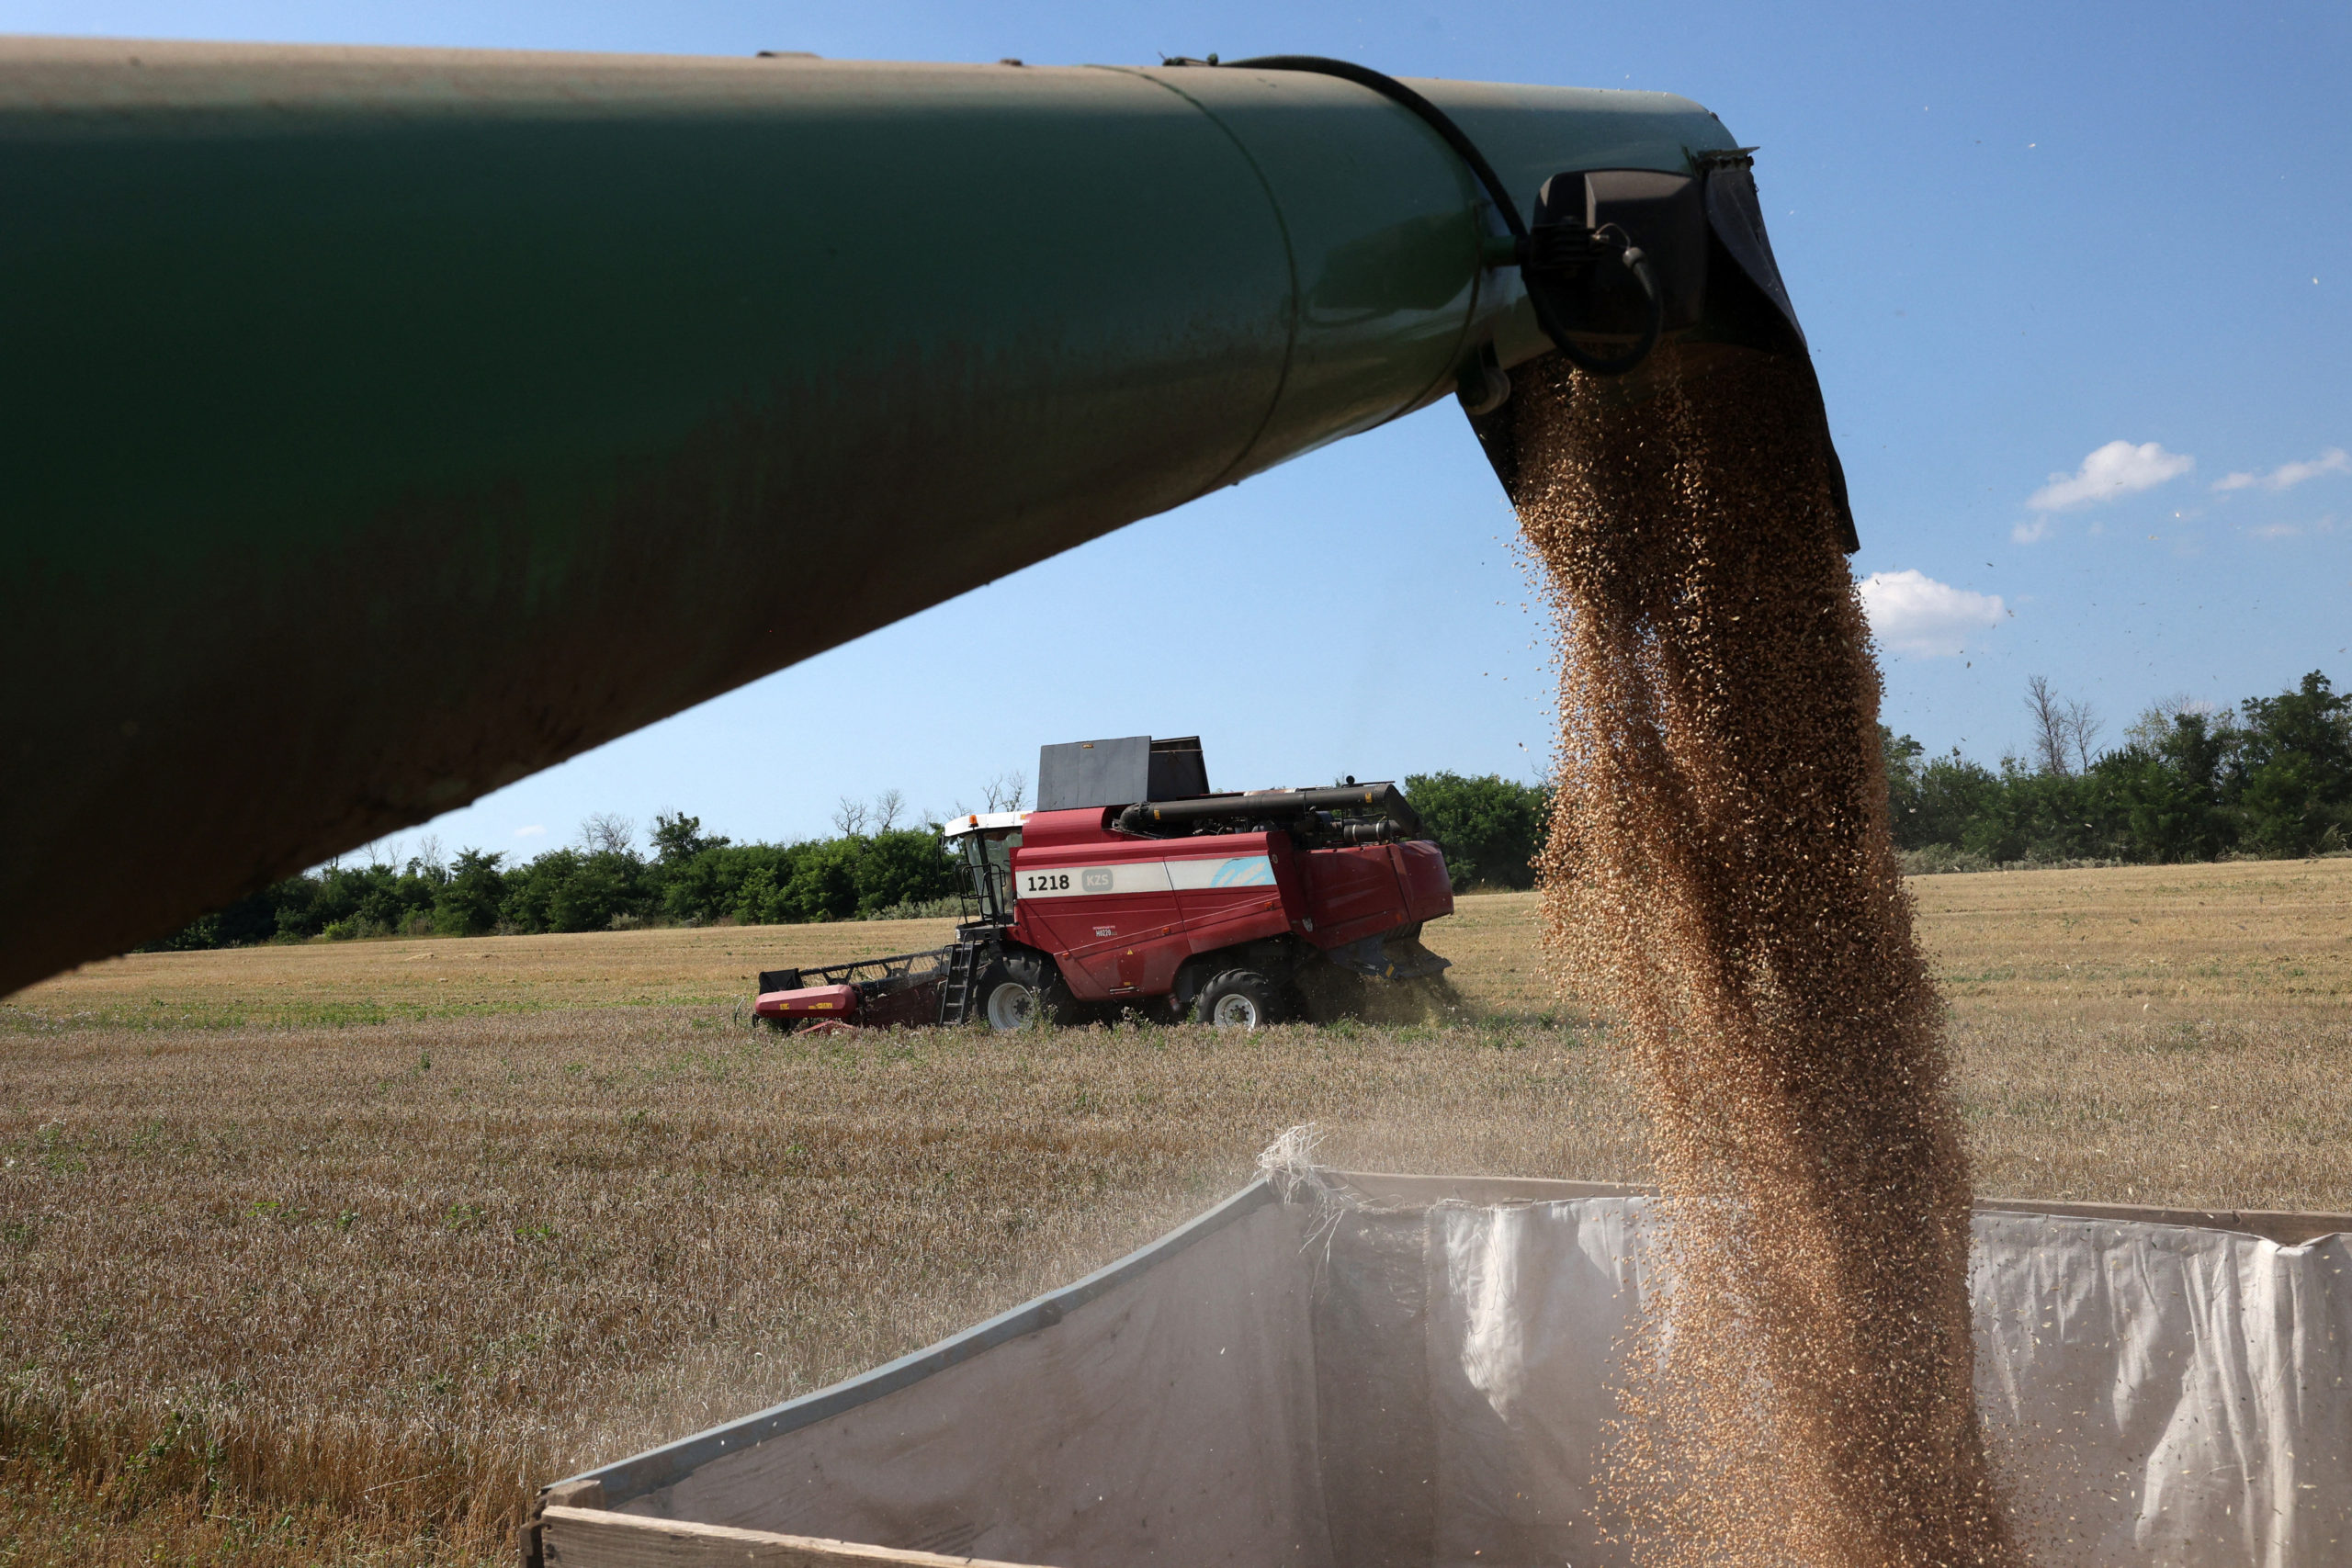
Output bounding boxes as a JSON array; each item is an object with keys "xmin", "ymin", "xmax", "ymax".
[
  {"xmin": 1, "ymin": 918, "xmax": 967, "ymax": 1030},
  {"xmin": 1953, "ymin": 1014, "xmax": 2352, "ymax": 1207},
  {"xmin": 6, "ymin": 1006, "xmax": 2351, "ymax": 1565},
  {"xmin": 0, "ymin": 1008, "xmax": 1635, "ymax": 1566},
  {"xmin": 1910, "ymin": 856, "xmax": 2352, "ymax": 1026},
  {"xmin": 1504, "ymin": 350, "xmax": 2021, "ymax": 1565}
]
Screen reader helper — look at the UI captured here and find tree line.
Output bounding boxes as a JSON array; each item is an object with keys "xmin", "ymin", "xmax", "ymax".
[
  {"xmin": 1886, "ymin": 670, "xmax": 2351, "ymax": 867},
  {"xmin": 143, "ymin": 770, "xmax": 1555, "ymax": 952},
  {"xmin": 144, "ymin": 812, "xmax": 971, "ymax": 951},
  {"xmin": 153, "ymin": 659, "xmax": 2336, "ymax": 958}
]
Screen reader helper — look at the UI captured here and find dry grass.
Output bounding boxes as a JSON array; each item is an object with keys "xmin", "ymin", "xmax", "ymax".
[
  {"xmin": 6, "ymin": 861, "xmax": 2350, "ymax": 1562},
  {"xmin": 1917, "ymin": 861, "xmax": 2352, "ymax": 1210},
  {"xmin": 1911, "ymin": 856, "xmax": 2352, "ymax": 1024},
  {"xmin": 1952, "ymin": 1015, "xmax": 2352, "ymax": 1210},
  {"xmin": 1432, "ymin": 856, "xmax": 2352, "ymax": 1024},
  {"xmin": 1, "ymin": 895, "xmax": 1555, "ymax": 1032},
  {"xmin": 14, "ymin": 858, "xmax": 2344, "ymax": 1032},
  {"xmin": 0, "ymin": 1009, "xmax": 1633, "ymax": 1566},
  {"xmin": 1, "ymin": 919, "xmax": 966, "ymax": 1030}
]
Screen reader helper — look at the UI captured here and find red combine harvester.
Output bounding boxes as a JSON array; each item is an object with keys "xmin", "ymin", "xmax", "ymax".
[{"xmin": 753, "ymin": 736, "xmax": 1454, "ymax": 1032}]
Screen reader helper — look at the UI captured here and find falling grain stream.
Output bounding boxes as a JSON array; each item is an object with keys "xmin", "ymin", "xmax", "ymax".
[{"xmin": 1487, "ymin": 348, "xmax": 2027, "ymax": 1566}]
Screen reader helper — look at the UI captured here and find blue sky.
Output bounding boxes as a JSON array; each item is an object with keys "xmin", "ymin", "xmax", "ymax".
[{"xmin": 18, "ymin": 0, "xmax": 2345, "ymax": 858}]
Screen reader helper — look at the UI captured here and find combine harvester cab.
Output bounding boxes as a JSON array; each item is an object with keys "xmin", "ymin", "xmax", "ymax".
[{"xmin": 752, "ymin": 735, "xmax": 1457, "ymax": 1033}]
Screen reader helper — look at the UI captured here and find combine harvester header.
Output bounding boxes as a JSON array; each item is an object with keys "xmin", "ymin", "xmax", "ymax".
[{"xmin": 0, "ymin": 39, "xmax": 1848, "ymax": 994}]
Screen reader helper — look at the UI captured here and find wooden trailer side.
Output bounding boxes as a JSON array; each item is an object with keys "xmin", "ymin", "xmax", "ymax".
[{"xmin": 538, "ymin": 1506, "xmax": 1060, "ymax": 1568}]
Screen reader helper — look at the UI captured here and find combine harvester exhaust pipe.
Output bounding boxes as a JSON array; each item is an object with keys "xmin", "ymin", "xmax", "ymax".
[{"xmin": 0, "ymin": 39, "xmax": 1846, "ymax": 993}]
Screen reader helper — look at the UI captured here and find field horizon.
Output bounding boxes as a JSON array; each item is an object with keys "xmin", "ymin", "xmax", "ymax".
[
  {"xmin": 16, "ymin": 853, "xmax": 2350, "ymax": 1030},
  {"xmin": 5, "ymin": 855, "xmax": 2348, "ymax": 1564}
]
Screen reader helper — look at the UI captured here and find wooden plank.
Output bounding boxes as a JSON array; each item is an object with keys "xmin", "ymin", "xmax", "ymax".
[{"xmin": 539, "ymin": 1506, "xmax": 1061, "ymax": 1568}]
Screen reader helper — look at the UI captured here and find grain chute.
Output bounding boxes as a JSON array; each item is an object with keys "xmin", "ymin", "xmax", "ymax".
[{"xmin": 0, "ymin": 39, "xmax": 1846, "ymax": 992}]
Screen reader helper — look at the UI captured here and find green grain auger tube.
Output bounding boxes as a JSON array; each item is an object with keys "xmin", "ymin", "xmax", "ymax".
[{"xmin": 0, "ymin": 39, "xmax": 1851, "ymax": 995}]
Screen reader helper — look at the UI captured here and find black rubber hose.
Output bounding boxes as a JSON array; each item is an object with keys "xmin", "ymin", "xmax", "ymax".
[
  {"xmin": 1218, "ymin": 55, "xmax": 1529, "ymax": 241},
  {"xmin": 1213, "ymin": 54, "xmax": 1665, "ymax": 378}
]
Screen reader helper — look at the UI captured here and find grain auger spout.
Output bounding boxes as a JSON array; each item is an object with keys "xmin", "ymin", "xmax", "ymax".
[
  {"xmin": 0, "ymin": 39, "xmax": 1851, "ymax": 992},
  {"xmin": 1178, "ymin": 56, "xmax": 1858, "ymax": 554}
]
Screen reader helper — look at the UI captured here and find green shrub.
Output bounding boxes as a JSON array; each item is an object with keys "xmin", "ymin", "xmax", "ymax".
[{"xmin": 1401, "ymin": 772, "xmax": 1550, "ymax": 891}]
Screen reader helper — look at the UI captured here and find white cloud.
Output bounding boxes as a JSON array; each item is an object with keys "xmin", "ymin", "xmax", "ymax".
[
  {"xmin": 1859, "ymin": 570, "xmax": 2007, "ymax": 658},
  {"xmin": 2248, "ymin": 515, "xmax": 2339, "ymax": 540},
  {"xmin": 2213, "ymin": 446, "xmax": 2349, "ymax": 492},
  {"xmin": 2027, "ymin": 440, "xmax": 2194, "ymax": 511},
  {"xmin": 514, "ymin": 824, "xmax": 547, "ymax": 838},
  {"xmin": 2011, "ymin": 518, "xmax": 2051, "ymax": 545}
]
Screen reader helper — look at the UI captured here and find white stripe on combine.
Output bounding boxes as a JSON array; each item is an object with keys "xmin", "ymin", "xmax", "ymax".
[
  {"xmin": 1169, "ymin": 855, "xmax": 1276, "ymax": 891},
  {"xmin": 1016, "ymin": 855, "xmax": 1275, "ymax": 899}
]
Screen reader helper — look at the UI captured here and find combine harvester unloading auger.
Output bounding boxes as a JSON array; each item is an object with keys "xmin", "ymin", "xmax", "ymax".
[
  {"xmin": 752, "ymin": 734, "xmax": 1455, "ymax": 1032},
  {"xmin": 1, "ymin": 39, "xmax": 1846, "ymax": 996}
]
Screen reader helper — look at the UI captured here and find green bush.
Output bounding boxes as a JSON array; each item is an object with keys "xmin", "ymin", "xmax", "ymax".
[
  {"xmin": 1897, "ymin": 845, "xmax": 1993, "ymax": 875},
  {"xmin": 1401, "ymin": 772, "xmax": 1551, "ymax": 891},
  {"xmin": 1883, "ymin": 671, "xmax": 2350, "ymax": 870},
  {"xmin": 432, "ymin": 849, "xmax": 507, "ymax": 936},
  {"xmin": 852, "ymin": 829, "xmax": 959, "ymax": 916}
]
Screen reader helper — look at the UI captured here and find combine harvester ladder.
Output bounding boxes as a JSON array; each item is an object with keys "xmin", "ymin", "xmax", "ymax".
[{"xmin": 936, "ymin": 943, "xmax": 983, "ymax": 1028}]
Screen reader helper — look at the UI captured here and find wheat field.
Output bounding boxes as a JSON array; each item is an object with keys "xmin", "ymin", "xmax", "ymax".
[{"xmin": 5, "ymin": 859, "xmax": 2349, "ymax": 1564}]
